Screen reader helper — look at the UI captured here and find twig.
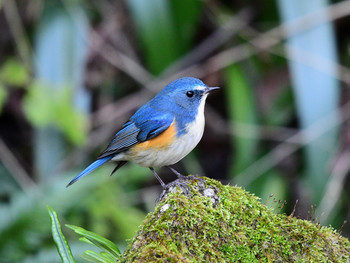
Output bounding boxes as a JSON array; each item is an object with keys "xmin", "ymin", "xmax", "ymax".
[
  {"xmin": 205, "ymin": 106, "xmax": 300, "ymax": 143},
  {"xmin": 90, "ymin": 30, "xmax": 153, "ymax": 85},
  {"xmin": 233, "ymin": 100, "xmax": 350, "ymax": 186},
  {"xmin": 161, "ymin": 8, "xmax": 253, "ymax": 76},
  {"xmin": 179, "ymin": 0, "xmax": 350, "ymax": 78},
  {"xmin": 61, "ymin": 0, "xmax": 153, "ymax": 86},
  {"xmin": 241, "ymin": 26, "xmax": 350, "ymax": 86},
  {"xmin": 0, "ymin": 138, "xmax": 36, "ymax": 191},
  {"xmin": 318, "ymin": 150, "xmax": 350, "ymax": 223},
  {"xmin": 3, "ymin": 0, "xmax": 32, "ymax": 70}
]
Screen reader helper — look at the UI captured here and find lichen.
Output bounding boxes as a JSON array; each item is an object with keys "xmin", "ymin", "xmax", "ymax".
[{"xmin": 120, "ymin": 177, "xmax": 350, "ymax": 262}]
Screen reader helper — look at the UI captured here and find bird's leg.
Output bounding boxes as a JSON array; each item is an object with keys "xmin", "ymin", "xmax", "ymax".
[
  {"xmin": 167, "ymin": 166, "xmax": 186, "ymax": 180},
  {"xmin": 150, "ymin": 167, "xmax": 166, "ymax": 188}
]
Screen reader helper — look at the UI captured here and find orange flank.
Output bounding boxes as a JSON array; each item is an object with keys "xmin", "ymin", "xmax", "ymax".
[{"xmin": 133, "ymin": 121, "xmax": 177, "ymax": 151}]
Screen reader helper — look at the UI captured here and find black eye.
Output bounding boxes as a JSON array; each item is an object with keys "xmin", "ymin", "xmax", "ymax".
[{"xmin": 186, "ymin": 91, "xmax": 194, "ymax": 97}]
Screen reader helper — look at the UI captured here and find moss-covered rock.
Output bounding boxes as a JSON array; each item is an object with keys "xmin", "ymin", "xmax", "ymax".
[{"xmin": 121, "ymin": 177, "xmax": 350, "ymax": 262}]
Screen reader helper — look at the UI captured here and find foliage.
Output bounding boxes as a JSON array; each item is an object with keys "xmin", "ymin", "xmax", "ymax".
[
  {"xmin": 0, "ymin": 84, "xmax": 7, "ymax": 114},
  {"xmin": 66, "ymin": 225, "xmax": 121, "ymax": 263},
  {"xmin": 48, "ymin": 206, "xmax": 76, "ymax": 263},
  {"xmin": 0, "ymin": 58, "xmax": 29, "ymax": 112},
  {"xmin": 224, "ymin": 63, "xmax": 258, "ymax": 178},
  {"xmin": 23, "ymin": 82, "xmax": 87, "ymax": 145},
  {"xmin": 126, "ymin": 0, "xmax": 202, "ymax": 75},
  {"xmin": 0, "ymin": 58, "xmax": 29, "ymax": 87},
  {"xmin": 48, "ymin": 206, "xmax": 122, "ymax": 263},
  {"xmin": 0, "ymin": 165, "xmax": 146, "ymax": 262}
]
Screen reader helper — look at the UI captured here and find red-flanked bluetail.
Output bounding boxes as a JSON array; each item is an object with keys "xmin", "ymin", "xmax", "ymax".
[{"xmin": 67, "ymin": 77, "xmax": 219, "ymax": 188}]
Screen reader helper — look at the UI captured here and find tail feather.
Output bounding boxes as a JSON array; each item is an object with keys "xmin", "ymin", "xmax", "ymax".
[
  {"xmin": 66, "ymin": 156, "xmax": 113, "ymax": 187},
  {"xmin": 110, "ymin": 161, "xmax": 128, "ymax": 176}
]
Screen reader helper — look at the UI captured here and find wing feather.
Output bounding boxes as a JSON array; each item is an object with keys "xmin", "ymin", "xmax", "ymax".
[{"xmin": 98, "ymin": 110, "xmax": 174, "ymax": 159}]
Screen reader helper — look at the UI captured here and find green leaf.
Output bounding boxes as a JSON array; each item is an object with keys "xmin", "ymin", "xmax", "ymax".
[
  {"xmin": 225, "ymin": 64, "xmax": 258, "ymax": 181},
  {"xmin": 23, "ymin": 82, "xmax": 87, "ymax": 145},
  {"xmin": 80, "ymin": 250, "xmax": 114, "ymax": 263},
  {"xmin": 127, "ymin": 0, "xmax": 180, "ymax": 74},
  {"xmin": 169, "ymin": 0, "xmax": 202, "ymax": 53},
  {"xmin": 0, "ymin": 83, "xmax": 8, "ymax": 113},
  {"xmin": 47, "ymin": 206, "xmax": 76, "ymax": 263},
  {"xmin": 0, "ymin": 58, "xmax": 29, "ymax": 86},
  {"xmin": 100, "ymin": 251, "xmax": 117, "ymax": 262},
  {"xmin": 22, "ymin": 82, "xmax": 54, "ymax": 126},
  {"xmin": 79, "ymin": 237, "xmax": 94, "ymax": 245},
  {"xmin": 66, "ymin": 224, "xmax": 121, "ymax": 259},
  {"xmin": 54, "ymin": 88, "xmax": 87, "ymax": 145}
]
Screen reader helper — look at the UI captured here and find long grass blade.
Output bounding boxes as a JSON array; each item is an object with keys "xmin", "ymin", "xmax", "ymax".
[
  {"xmin": 277, "ymin": 0, "xmax": 340, "ymax": 204},
  {"xmin": 80, "ymin": 250, "xmax": 115, "ymax": 263},
  {"xmin": 225, "ymin": 64, "xmax": 258, "ymax": 183},
  {"xmin": 47, "ymin": 206, "xmax": 76, "ymax": 263},
  {"xmin": 66, "ymin": 224, "xmax": 121, "ymax": 259},
  {"xmin": 127, "ymin": 0, "xmax": 179, "ymax": 74}
]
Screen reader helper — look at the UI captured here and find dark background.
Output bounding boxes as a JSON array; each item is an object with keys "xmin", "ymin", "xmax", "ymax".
[{"xmin": 1, "ymin": 0, "xmax": 350, "ymax": 262}]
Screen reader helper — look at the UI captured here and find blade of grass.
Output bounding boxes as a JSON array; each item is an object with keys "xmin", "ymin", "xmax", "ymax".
[
  {"xmin": 47, "ymin": 206, "xmax": 76, "ymax": 263},
  {"xmin": 66, "ymin": 224, "xmax": 121, "ymax": 259},
  {"xmin": 79, "ymin": 237, "xmax": 94, "ymax": 245},
  {"xmin": 80, "ymin": 250, "xmax": 114, "ymax": 263},
  {"xmin": 127, "ymin": 0, "xmax": 179, "ymax": 75},
  {"xmin": 225, "ymin": 63, "xmax": 258, "ymax": 183},
  {"xmin": 169, "ymin": 0, "xmax": 202, "ymax": 53},
  {"xmin": 277, "ymin": 0, "xmax": 340, "ymax": 203},
  {"xmin": 100, "ymin": 251, "xmax": 117, "ymax": 262}
]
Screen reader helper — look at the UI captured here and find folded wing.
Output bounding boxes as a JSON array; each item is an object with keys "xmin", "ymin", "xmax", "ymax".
[{"xmin": 98, "ymin": 110, "xmax": 174, "ymax": 158}]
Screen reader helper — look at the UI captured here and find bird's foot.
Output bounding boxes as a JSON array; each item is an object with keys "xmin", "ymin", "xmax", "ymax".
[
  {"xmin": 167, "ymin": 166, "xmax": 206, "ymax": 182},
  {"xmin": 180, "ymin": 174, "xmax": 206, "ymax": 183},
  {"xmin": 157, "ymin": 180, "xmax": 191, "ymax": 202},
  {"xmin": 156, "ymin": 174, "xmax": 206, "ymax": 203}
]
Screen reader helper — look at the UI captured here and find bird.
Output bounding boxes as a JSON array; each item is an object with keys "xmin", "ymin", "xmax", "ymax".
[{"xmin": 67, "ymin": 77, "xmax": 219, "ymax": 188}]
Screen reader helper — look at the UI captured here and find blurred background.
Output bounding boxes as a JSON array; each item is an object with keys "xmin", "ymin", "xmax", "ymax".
[{"xmin": 1, "ymin": 0, "xmax": 350, "ymax": 262}]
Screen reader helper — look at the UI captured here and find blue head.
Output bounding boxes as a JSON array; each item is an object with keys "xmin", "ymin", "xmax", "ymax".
[
  {"xmin": 150, "ymin": 77, "xmax": 219, "ymax": 133},
  {"xmin": 153, "ymin": 77, "xmax": 217, "ymax": 112}
]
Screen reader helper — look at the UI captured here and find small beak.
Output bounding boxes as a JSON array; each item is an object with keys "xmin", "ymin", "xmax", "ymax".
[{"xmin": 204, "ymin": 86, "xmax": 220, "ymax": 94}]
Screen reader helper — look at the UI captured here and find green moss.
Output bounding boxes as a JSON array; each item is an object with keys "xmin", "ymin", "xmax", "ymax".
[{"xmin": 121, "ymin": 177, "xmax": 350, "ymax": 262}]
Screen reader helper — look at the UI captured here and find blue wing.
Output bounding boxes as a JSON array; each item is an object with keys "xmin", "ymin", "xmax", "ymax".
[{"xmin": 98, "ymin": 106, "xmax": 174, "ymax": 158}]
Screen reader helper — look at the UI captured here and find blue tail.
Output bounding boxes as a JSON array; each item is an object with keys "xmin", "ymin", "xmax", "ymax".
[{"xmin": 66, "ymin": 156, "xmax": 113, "ymax": 187}]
